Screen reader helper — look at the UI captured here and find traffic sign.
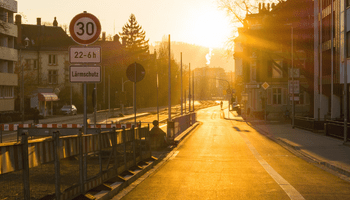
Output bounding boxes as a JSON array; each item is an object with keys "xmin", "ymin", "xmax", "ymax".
[
  {"xmin": 70, "ymin": 65, "xmax": 101, "ymax": 83},
  {"xmin": 69, "ymin": 12, "xmax": 101, "ymax": 45},
  {"xmin": 69, "ymin": 46, "xmax": 101, "ymax": 64},
  {"xmin": 126, "ymin": 63, "xmax": 146, "ymax": 82},
  {"xmin": 289, "ymin": 80, "xmax": 300, "ymax": 94},
  {"xmin": 262, "ymin": 82, "xmax": 269, "ymax": 90}
]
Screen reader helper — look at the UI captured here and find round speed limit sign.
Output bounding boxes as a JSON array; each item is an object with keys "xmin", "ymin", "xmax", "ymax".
[{"xmin": 69, "ymin": 12, "xmax": 101, "ymax": 45}]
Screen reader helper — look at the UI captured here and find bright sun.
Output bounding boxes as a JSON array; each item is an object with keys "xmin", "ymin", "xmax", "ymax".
[{"xmin": 184, "ymin": 6, "xmax": 232, "ymax": 48}]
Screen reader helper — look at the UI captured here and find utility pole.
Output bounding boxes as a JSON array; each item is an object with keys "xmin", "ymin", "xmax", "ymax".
[
  {"xmin": 167, "ymin": 34, "xmax": 172, "ymax": 137},
  {"xmin": 181, "ymin": 52, "xmax": 183, "ymax": 115},
  {"xmin": 189, "ymin": 63, "xmax": 191, "ymax": 113}
]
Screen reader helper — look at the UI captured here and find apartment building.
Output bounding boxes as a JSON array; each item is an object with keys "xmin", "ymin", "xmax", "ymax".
[
  {"xmin": 15, "ymin": 15, "xmax": 78, "ymax": 116},
  {"xmin": 0, "ymin": 0, "xmax": 18, "ymax": 116}
]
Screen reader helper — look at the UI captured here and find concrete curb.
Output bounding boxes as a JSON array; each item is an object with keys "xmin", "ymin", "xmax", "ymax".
[
  {"xmin": 174, "ymin": 122, "xmax": 201, "ymax": 144},
  {"xmin": 88, "ymin": 158, "xmax": 157, "ymax": 200},
  {"xmin": 84, "ymin": 122, "xmax": 201, "ymax": 200},
  {"xmin": 251, "ymin": 124, "xmax": 350, "ymax": 178}
]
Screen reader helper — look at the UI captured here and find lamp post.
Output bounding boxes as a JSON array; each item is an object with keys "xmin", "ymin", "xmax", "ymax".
[{"xmin": 20, "ymin": 37, "xmax": 30, "ymax": 124}]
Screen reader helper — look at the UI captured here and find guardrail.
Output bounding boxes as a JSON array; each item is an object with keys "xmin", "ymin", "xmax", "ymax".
[
  {"xmin": 324, "ymin": 120, "xmax": 350, "ymax": 141},
  {"xmin": 0, "ymin": 126, "xmax": 152, "ymax": 200},
  {"xmin": 294, "ymin": 116, "xmax": 325, "ymax": 132}
]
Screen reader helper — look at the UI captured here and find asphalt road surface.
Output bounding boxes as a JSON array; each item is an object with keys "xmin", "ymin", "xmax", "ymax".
[{"xmin": 116, "ymin": 105, "xmax": 350, "ymax": 200}]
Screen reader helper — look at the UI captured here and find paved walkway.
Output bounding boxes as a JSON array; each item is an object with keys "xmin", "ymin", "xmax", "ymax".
[{"xmin": 227, "ymin": 111, "xmax": 350, "ymax": 177}]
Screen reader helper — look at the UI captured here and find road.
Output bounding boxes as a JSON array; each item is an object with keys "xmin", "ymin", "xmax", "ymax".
[{"xmin": 116, "ymin": 105, "xmax": 350, "ymax": 200}]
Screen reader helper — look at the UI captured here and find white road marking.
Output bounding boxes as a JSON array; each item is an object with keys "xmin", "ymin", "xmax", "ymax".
[
  {"xmin": 160, "ymin": 124, "xmax": 167, "ymax": 128},
  {"xmin": 239, "ymin": 132, "xmax": 305, "ymax": 200}
]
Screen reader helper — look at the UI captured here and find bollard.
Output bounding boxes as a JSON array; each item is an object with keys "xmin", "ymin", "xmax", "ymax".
[
  {"xmin": 21, "ymin": 131, "xmax": 30, "ymax": 199},
  {"xmin": 113, "ymin": 127, "xmax": 118, "ymax": 170},
  {"xmin": 132, "ymin": 126, "xmax": 136, "ymax": 166},
  {"xmin": 0, "ymin": 125, "xmax": 2, "ymax": 143},
  {"xmin": 78, "ymin": 128, "xmax": 84, "ymax": 194},
  {"xmin": 98, "ymin": 129, "xmax": 102, "ymax": 176},
  {"xmin": 139, "ymin": 127, "xmax": 142, "ymax": 160},
  {"xmin": 148, "ymin": 124, "xmax": 151, "ymax": 157},
  {"xmin": 53, "ymin": 131, "xmax": 61, "ymax": 200},
  {"xmin": 122, "ymin": 127, "xmax": 127, "ymax": 169}
]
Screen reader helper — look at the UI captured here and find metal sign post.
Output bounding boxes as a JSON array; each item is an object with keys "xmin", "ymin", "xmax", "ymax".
[
  {"xmin": 69, "ymin": 12, "xmax": 102, "ymax": 194},
  {"xmin": 126, "ymin": 62, "xmax": 146, "ymax": 127}
]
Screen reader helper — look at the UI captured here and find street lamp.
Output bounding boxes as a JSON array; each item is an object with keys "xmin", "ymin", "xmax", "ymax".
[{"xmin": 20, "ymin": 37, "xmax": 30, "ymax": 124}]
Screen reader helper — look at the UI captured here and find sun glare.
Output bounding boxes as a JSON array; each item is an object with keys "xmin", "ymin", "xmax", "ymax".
[{"xmin": 184, "ymin": 6, "xmax": 231, "ymax": 48}]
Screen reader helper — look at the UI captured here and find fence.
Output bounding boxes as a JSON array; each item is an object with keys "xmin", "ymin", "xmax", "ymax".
[
  {"xmin": 172, "ymin": 112, "xmax": 197, "ymax": 139},
  {"xmin": 324, "ymin": 120, "xmax": 350, "ymax": 141},
  {"xmin": 0, "ymin": 125, "xmax": 152, "ymax": 200},
  {"xmin": 294, "ymin": 116, "xmax": 325, "ymax": 132}
]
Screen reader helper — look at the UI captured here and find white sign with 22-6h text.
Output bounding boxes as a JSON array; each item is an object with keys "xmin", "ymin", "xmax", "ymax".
[
  {"xmin": 69, "ymin": 46, "xmax": 101, "ymax": 64},
  {"xmin": 69, "ymin": 66, "xmax": 101, "ymax": 83}
]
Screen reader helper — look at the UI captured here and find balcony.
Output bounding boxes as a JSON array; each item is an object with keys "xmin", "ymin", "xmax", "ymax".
[
  {"xmin": 0, "ymin": 46, "xmax": 17, "ymax": 61},
  {"xmin": 0, "ymin": 21, "xmax": 17, "ymax": 37},
  {"xmin": 0, "ymin": 72, "xmax": 17, "ymax": 86}
]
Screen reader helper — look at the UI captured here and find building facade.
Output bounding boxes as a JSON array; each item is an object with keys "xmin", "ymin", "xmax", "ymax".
[
  {"xmin": 234, "ymin": 1, "xmax": 314, "ymax": 119},
  {"xmin": 0, "ymin": 0, "xmax": 18, "ymax": 115},
  {"xmin": 15, "ymin": 15, "xmax": 80, "ymax": 116}
]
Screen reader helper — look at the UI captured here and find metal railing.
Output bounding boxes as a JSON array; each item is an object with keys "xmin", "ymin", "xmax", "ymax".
[
  {"xmin": 294, "ymin": 116, "xmax": 325, "ymax": 132},
  {"xmin": 0, "ymin": 126, "xmax": 152, "ymax": 200}
]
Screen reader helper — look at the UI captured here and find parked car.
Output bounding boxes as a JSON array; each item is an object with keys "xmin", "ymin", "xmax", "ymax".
[{"xmin": 60, "ymin": 105, "xmax": 77, "ymax": 115}]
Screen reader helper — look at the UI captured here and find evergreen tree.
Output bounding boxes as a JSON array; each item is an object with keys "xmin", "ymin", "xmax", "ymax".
[{"xmin": 120, "ymin": 14, "xmax": 149, "ymax": 56}]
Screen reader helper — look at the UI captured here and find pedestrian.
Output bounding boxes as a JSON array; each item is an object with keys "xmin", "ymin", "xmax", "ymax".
[
  {"xmin": 220, "ymin": 101, "xmax": 223, "ymax": 110},
  {"xmin": 150, "ymin": 120, "xmax": 167, "ymax": 149}
]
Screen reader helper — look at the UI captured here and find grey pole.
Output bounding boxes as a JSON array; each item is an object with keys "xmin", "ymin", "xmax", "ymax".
[
  {"xmin": 319, "ymin": 0, "xmax": 323, "ymax": 121},
  {"xmin": 181, "ymin": 52, "xmax": 183, "ymax": 115},
  {"xmin": 108, "ymin": 75, "xmax": 111, "ymax": 119},
  {"xmin": 189, "ymin": 63, "xmax": 191, "ymax": 113},
  {"xmin": 292, "ymin": 26, "xmax": 295, "ymax": 128},
  {"xmin": 20, "ymin": 48, "xmax": 24, "ymax": 124},
  {"xmin": 134, "ymin": 63, "xmax": 137, "ymax": 127},
  {"xmin": 344, "ymin": 0, "xmax": 348, "ymax": 142},
  {"xmin": 331, "ymin": 0, "xmax": 334, "ymax": 119},
  {"xmin": 94, "ymin": 84, "xmax": 97, "ymax": 126},
  {"xmin": 167, "ymin": 35, "xmax": 172, "ymax": 137},
  {"xmin": 192, "ymin": 70, "xmax": 194, "ymax": 112},
  {"xmin": 83, "ymin": 83, "xmax": 87, "ymax": 136}
]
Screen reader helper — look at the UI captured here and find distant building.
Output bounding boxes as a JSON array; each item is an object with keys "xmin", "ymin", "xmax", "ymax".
[
  {"xmin": 15, "ymin": 15, "xmax": 79, "ymax": 117},
  {"xmin": 0, "ymin": 0, "xmax": 18, "ymax": 115},
  {"xmin": 194, "ymin": 66, "xmax": 227, "ymax": 100}
]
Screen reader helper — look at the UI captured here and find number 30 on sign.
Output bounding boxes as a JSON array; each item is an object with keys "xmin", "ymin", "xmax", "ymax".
[{"xmin": 69, "ymin": 12, "xmax": 101, "ymax": 45}]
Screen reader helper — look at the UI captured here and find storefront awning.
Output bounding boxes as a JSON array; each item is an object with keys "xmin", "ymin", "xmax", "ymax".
[{"xmin": 38, "ymin": 93, "xmax": 59, "ymax": 102}]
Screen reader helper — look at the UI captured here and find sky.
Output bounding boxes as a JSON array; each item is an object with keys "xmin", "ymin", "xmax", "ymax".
[{"xmin": 17, "ymin": 0, "xmax": 233, "ymax": 49}]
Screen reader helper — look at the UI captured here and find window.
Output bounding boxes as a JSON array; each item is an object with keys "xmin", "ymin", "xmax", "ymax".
[
  {"xmin": 0, "ymin": 86, "xmax": 14, "ymax": 98},
  {"xmin": 33, "ymin": 60, "xmax": 38, "ymax": 69},
  {"xmin": 49, "ymin": 54, "xmax": 57, "ymax": 65},
  {"xmin": 273, "ymin": 88, "xmax": 282, "ymax": 105},
  {"xmin": 48, "ymin": 70, "xmax": 58, "ymax": 84}
]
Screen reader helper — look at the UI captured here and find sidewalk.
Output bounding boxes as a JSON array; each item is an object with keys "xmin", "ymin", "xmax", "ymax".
[{"xmin": 228, "ymin": 111, "xmax": 350, "ymax": 177}]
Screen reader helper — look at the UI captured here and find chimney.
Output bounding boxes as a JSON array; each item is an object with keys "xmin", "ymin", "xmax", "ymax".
[
  {"xmin": 267, "ymin": 3, "xmax": 270, "ymax": 11},
  {"xmin": 53, "ymin": 17, "xmax": 58, "ymax": 27},
  {"xmin": 102, "ymin": 32, "xmax": 106, "ymax": 41},
  {"xmin": 15, "ymin": 14, "xmax": 21, "ymax": 25},
  {"xmin": 259, "ymin": 3, "xmax": 261, "ymax": 12},
  {"xmin": 15, "ymin": 15, "xmax": 22, "ymax": 45},
  {"xmin": 37, "ymin": 18, "xmax": 41, "ymax": 26}
]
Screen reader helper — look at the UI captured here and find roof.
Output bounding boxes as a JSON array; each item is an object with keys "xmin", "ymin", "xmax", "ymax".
[{"xmin": 16, "ymin": 24, "xmax": 75, "ymax": 51}]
